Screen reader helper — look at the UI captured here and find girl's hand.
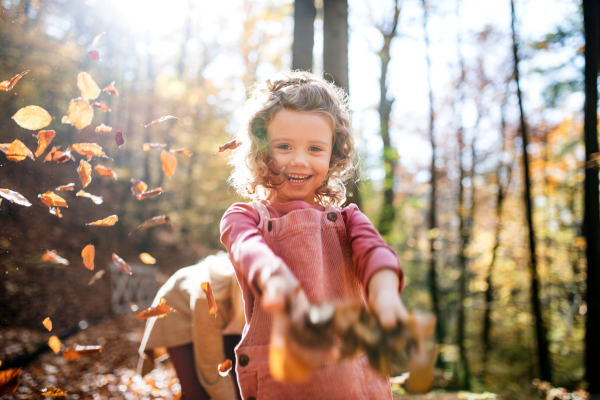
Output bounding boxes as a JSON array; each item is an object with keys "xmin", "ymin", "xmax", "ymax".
[{"xmin": 367, "ymin": 269, "xmax": 408, "ymax": 329}]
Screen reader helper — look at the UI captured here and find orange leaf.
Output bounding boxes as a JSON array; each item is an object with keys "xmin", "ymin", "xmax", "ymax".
[
  {"xmin": 214, "ymin": 139, "xmax": 241, "ymax": 155},
  {"xmin": 48, "ymin": 336, "xmax": 61, "ymax": 353},
  {"xmin": 88, "ymin": 50, "xmax": 100, "ymax": 62},
  {"xmin": 61, "ymin": 115, "xmax": 73, "ymax": 125},
  {"xmin": 161, "ymin": 150, "xmax": 177, "ymax": 176},
  {"xmin": 94, "ymin": 165, "xmax": 117, "ymax": 179},
  {"xmin": 34, "ymin": 130, "xmax": 55, "ymax": 157},
  {"xmin": 0, "ymin": 70, "xmax": 28, "ymax": 91},
  {"xmin": 63, "ymin": 344, "xmax": 103, "ymax": 361},
  {"xmin": 82, "ymin": 244, "xmax": 95, "ymax": 270},
  {"xmin": 112, "ymin": 253, "xmax": 131, "ymax": 275},
  {"xmin": 4, "ymin": 139, "xmax": 34, "ymax": 161},
  {"xmin": 170, "ymin": 147, "xmax": 192, "ymax": 157},
  {"xmin": 130, "ymin": 179, "xmax": 148, "ymax": 197},
  {"xmin": 43, "ymin": 250, "xmax": 69, "ymax": 265},
  {"xmin": 40, "ymin": 386, "xmax": 67, "ymax": 397},
  {"xmin": 0, "ymin": 188, "xmax": 32, "ymax": 206},
  {"xmin": 218, "ymin": 359, "xmax": 232, "ymax": 376},
  {"xmin": 115, "ymin": 131, "xmax": 124, "ymax": 147},
  {"xmin": 45, "ymin": 146, "xmax": 75, "ymax": 163},
  {"xmin": 12, "ymin": 105, "xmax": 52, "ymax": 130},
  {"xmin": 92, "ymin": 32, "xmax": 106, "ymax": 46},
  {"xmin": 87, "ymin": 215, "xmax": 118, "ymax": 226},
  {"xmin": 102, "ymin": 81, "xmax": 118, "ymax": 96},
  {"xmin": 0, "ymin": 368, "xmax": 21, "ymax": 396},
  {"xmin": 95, "ymin": 123, "xmax": 112, "ymax": 133},
  {"xmin": 135, "ymin": 302, "xmax": 178, "ymax": 319},
  {"xmin": 43, "ymin": 317, "xmax": 52, "ymax": 332},
  {"xmin": 89, "ymin": 270, "xmax": 105, "ymax": 286},
  {"xmin": 137, "ymin": 187, "xmax": 163, "ymax": 200},
  {"xmin": 139, "ymin": 253, "xmax": 156, "ymax": 264},
  {"xmin": 72, "ymin": 143, "xmax": 106, "ymax": 158},
  {"xmin": 68, "ymin": 98, "xmax": 94, "ymax": 130},
  {"xmin": 38, "ymin": 191, "xmax": 67, "ymax": 207},
  {"xmin": 143, "ymin": 143, "xmax": 166, "ymax": 151},
  {"xmin": 77, "ymin": 72, "xmax": 100, "ymax": 100},
  {"xmin": 144, "ymin": 116, "xmax": 178, "ymax": 127},
  {"xmin": 91, "ymin": 102, "xmax": 110, "ymax": 112},
  {"xmin": 200, "ymin": 282, "xmax": 218, "ymax": 317},
  {"xmin": 77, "ymin": 159, "xmax": 92, "ymax": 188},
  {"xmin": 55, "ymin": 183, "xmax": 75, "ymax": 191},
  {"xmin": 132, "ymin": 215, "xmax": 171, "ymax": 233},
  {"xmin": 49, "ymin": 207, "xmax": 63, "ymax": 218},
  {"xmin": 76, "ymin": 189, "xmax": 103, "ymax": 204}
]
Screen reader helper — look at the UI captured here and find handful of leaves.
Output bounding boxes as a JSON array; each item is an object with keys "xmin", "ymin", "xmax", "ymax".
[{"xmin": 269, "ymin": 302, "xmax": 439, "ymax": 393}]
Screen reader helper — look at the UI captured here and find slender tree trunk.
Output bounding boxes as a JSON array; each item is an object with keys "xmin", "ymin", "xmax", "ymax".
[
  {"xmin": 510, "ymin": 0, "xmax": 552, "ymax": 382},
  {"xmin": 293, "ymin": 0, "xmax": 316, "ymax": 71},
  {"xmin": 582, "ymin": 0, "xmax": 600, "ymax": 393}
]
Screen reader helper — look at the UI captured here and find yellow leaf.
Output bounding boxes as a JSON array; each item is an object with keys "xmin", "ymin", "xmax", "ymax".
[
  {"xmin": 77, "ymin": 72, "xmax": 101, "ymax": 100},
  {"xmin": 12, "ymin": 106, "xmax": 52, "ymax": 130}
]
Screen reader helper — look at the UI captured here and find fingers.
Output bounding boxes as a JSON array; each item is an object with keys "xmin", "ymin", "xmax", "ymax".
[{"xmin": 262, "ymin": 276, "xmax": 288, "ymax": 313}]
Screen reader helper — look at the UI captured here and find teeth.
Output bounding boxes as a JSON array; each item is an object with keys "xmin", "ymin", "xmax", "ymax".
[{"xmin": 286, "ymin": 173, "xmax": 310, "ymax": 182}]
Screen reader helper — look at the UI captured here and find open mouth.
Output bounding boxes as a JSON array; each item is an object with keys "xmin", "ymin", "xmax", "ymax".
[{"xmin": 285, "ymin": 173, "xmax": 312, "ymax": 183}]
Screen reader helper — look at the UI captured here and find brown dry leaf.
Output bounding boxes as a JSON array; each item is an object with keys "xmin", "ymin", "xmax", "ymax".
[
  {"xmin": 88, "ymin": 270, "xmax": 105, "ymax": 286},
  {"xmin": 201, "ymin": 282, "xmax": 218, "ymax": 318},
  {"xmin": 61, "ymin": 115, "xmax": 73, "ymax": 125},
  {"xmin": 135, "ymin": 301, "xmax": 178, "ymax": 319},
  {"xmin": 0, "ymin": 189, "xmax": 32, "ymax": 206},
  {"xmin": 144, "ymin": 116, "xmax": 178, "ymax": 127},
  {"xmin": 72, "ymin": 143, "xmax": 107, "ymax": 158},
  {"xmin": 55, "ymin": 183, "xmax": 75, "ymax": 191},
  {"xmin": 82, "ymin": 244, "xmax": 95, "ymax": 270},
  {"xmin": 48, "ymin": 336, "xmax": 61, "ymax": 353},
  {"xmin": 102, "ymin": 81, "xmax": 118, "ymax": 96},
  {"xmin": 161, "ymin": 150, "xmax": 177, "ymax": 176},
  {"xmin": 68, "ymin": 98, "xmax": 94, "ymax": 130},
  {"xmin": 87, "ymin": 215, "xmax": 118, "ymax": 226},
  {"xmin": 77, "ymin": 190, "xmax": 103, "ymax": 205},
  {"xmin": 218, "ymin": 359, "xmax": 233, "ymax": 376},
  {"xmin": 77, "ymin": 72, "xmax": 101, "ymax": 100},
  {"xmin": 43, "ymin": 250, "xmax": 69, "ymax": 265},
  {"xmin": 94, "ymin": 165, "xmax": 117, "ymax": 179},
  {"xmin": 49, "ymin": 207, "xmax": 63, "ymax": 218},
  {"xmin": 0, "ymin": 70, "xmax": 29, "ymax": 91},
  {"xmin": 139, "ymin": 253, "xmax": 156, "ymax": 264},
  {"xmin": 92, "ymin": 31, "xmax": 106, "ymax": 46},
  {"xmin": 95, "ymin": 123, "xmax": 112, "ymax": 133},
  {"xmin": 45, "ymin": 146, "xmax": 60, "ymax": 161},
  {"xmin": 40, "ymin": 387, "xmax": 67, "ymax": 397},
  {"xmin": 4, "ymin": 139, "xmax": 34, "ymax": 161},
  {"xmin": 38, "ymin": 191, "xmax": 68, "ymax": 208},
  {"xmin": 137, "ymin": 187, "xmax": 163, "ymax": 201},
  {"xmin": 214, "ymin": 139, "xmax": 241, "ymax": 155},
  {"xmin": 34, "ymin": 130, "xmax": 55, "ymax": 157},
  {"xmin": 143, "ymin": 143, "xmax": 167, "ymax": 151},
  {"xmin": 0, "ymin": 143, "xmax": 9, "ymax": 153},
  {"xmin": 170, "ymin": 147, "xmax": 192, "ymax": 157},
  {"xmin": 43, "ymin": 317, "xmax": 52, "ymax": 332},
  {"xmin": 78, "ymin": 159, "xmax": 92, "ymax": 188},
  {"xmin": 112, "ymin": 253, "xmax": 131, "ymax": 275},
  {"xmin": 0, "ymin": 368, "xmax": 21, "ymax": 396},
  {"xmin": 132, "ymin": 215, "xmax": 171, "ymax": 234},
  {"xmin": 115, "ymin": 131, "xmax": 124, "ymax": 147},
  {"xmin": 12, "ymin": 105, "xmax": 52, "ymax": 130},
  {"xmin": 91, "ymin": 102, "xmax": 110, "ymax": 112},
  {"xmin": 88, "ymin": 50, "xmax": 100, "ymax": 62},
  {"xmin": 130, "ymin": 179, "xmax": 148, "ymax": 197},
  {"xmin": 63, "ymin": 344, "xmax": 103, "ymax": 361}
]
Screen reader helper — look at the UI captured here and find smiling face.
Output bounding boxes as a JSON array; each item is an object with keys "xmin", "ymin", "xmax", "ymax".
[{"xmin": 266, "ymin": 110, "xmax": 333, "ymax": 204}]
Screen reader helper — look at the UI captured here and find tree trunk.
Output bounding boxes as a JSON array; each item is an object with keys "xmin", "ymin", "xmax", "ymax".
[
  {"xmin": 292, "ymin": 0, "xmax": 316, "ymax": 71},
  {"xmin": 582, "ymin": 0, "xmax": 600, "ymax": 393},
  {"xmin": 510, "ymin": 0, "xmax": 552, "ymax": 382}
]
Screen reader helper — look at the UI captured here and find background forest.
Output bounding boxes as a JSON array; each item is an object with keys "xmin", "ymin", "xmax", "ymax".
[{"xmin": 0, "ymin": 0, "xmax": 598, "ymax": 399}]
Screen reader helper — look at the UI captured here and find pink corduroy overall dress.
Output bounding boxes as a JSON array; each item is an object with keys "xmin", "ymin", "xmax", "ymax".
[{"xmin": 234, "ymin": 202, "xmax": 392, "ymax": 400}]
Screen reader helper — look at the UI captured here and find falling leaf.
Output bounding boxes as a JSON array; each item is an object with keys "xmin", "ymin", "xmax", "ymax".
[
  {"xmin": 214, "ymin": 139, "xmax": 241, "ymax": 155},
  {"xmin": 49, "ymin": 207, "xmax": 63, "ymax": 218},
  {"xmin": 143, "ymin": 143, "xmax": 167, "ymax": 151},
  {"xmin": 61, "ymin": 115, "xmax": 73, "ymax": 125},
  {"xmin": 95, "ymin": 123, "xmax": 112, "ymax": 133},
  {"xmin": 77, "ymin": 190, "xmax": 103, "ymax": 204},
  {"xmin": 135, "ymin": 300, "xmax": 178, "ymax": 319},
  {"xmin": 137, "ymin": 187, "xmax": 163, "ymax": 201},
  {"xmin": 48, "ymin": 336, "xmax": 61, "ymax": 353},
  {"xmin": 43, "ymin": 250, "xmax": 69, "ymax": 265},
  {"xmin": 161, "ymin": 150, "xmax": 177, "ymax": 176},
  {"xmin": 45, "ymin": 146, "xmax": 75, "ymax": 163},
  {"xmin": 40, "ymin": 387, "xmax": 67, "ymax": 397},
  {"xmin": 77, "ymin": 72, "xmax": 101, "ymax": 100},
  {"xmin": 132, "ymin": 215, "xmax": 171, "ymax": 233},
  {"xmin": 144, "ymin": 116, "xmax": 178, "ymax": 127},
  {"xmin": 130, "ymin": 179, "xmax": 148, "ymax": 197},
  {"xmin": 170, "ymin": 147, "xmax": 192, "ymax": 156},
  {"xmin": 102, "ymin": 81, "xmax": 118, "ymax": 96},
  {"xmin": 38, "ymin": 192, "xmax": 68, "ymax": 207},
  {"xmin": 3, "ymin": 139, "xmax": 34, "ymax": 161},
  {"xmin": 12, "ymin": 105, "xmax": 52, "ymax": 130},
  {"xmin": 72, "ymin": 143, "xmax": 107, "ymax": 158},
  {"xmin": 43, "ymin": 317, "xmax": 52, "ymax": 331},
  {"xmin": 82, "ymin": 244, "xmax": 95, "ymax": 270},
  {"xmin": 55, "ymin": 183, "xmax": 75, "ymax": 191},
  {"xmin": 0, "ymin": 143, "xmax": 8, "ymax": 153},
  {"xmin": 88, "ymin": 270, "xmax": 105, "ymax": 286},
  {"xmin": 33, "ymin": 130, "xmax": 55, "ymax": 157},
  {"xmin": 112, "ymin": 253, "xmax": 131, "ymax": 275},
  {"xmin": 139, "ymin": 253, "xmax": 156, "ymax": 264},
  {"xmin": 63, "ymin": 344, "xmax": 103, "ymax": 361},
  {"xmin": 68, "ymin": 98, "xmax": 94, "ymax": 129},
  {"xmin": 201, "ymin": 282, "xmax": 218, "ymax": 318},
  {"xmin": 94, "ymin": 165, "xmax": 117, "ymax": 179},
  {"xmin": 91, "ymin": 102, "xmax": 110, "ymax": 112},
  {"xmin": 88, "ymin": 50, "xmax": 100, "ymax": 62},
  {"xmin": 87, "ymin": 215, "xmax": 118, "ymax": 226},
  {"xmin": 218, "ymin": 359, "xmax": 232, "ymax": 376},
  {"xmin": 115, "ymin": 131, "xmax": 124, "ymax": 147},
  {"xmin": 78, "ymin": 159, "xmax": 92, "ymax": 188},
  {"xmin": 92, "ymin": 31, "xmax": 106, "ymax": 46},
  {"xmin": 0, "ymin": 70, "xmax": 29, "ymax": 91},
  {"xmin": 0, "ymin": 368, "xmax": 21, "ymax": 396},
  {"xmin": 0, "ymin": 189, "xmax": 32, "ymax": 206}
]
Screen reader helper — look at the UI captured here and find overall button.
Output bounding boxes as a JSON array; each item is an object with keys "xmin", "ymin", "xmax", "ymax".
[
  {"xmin": 239, "ymin": 354, "xmax": 250, "ymax": 367},
  {"xmin": 327, "ymin": 212, "xmax": 338, "ymax": 222},
  {"xmin": 268, "ymin": 221, "xmax": 273, "ymax": 232}
]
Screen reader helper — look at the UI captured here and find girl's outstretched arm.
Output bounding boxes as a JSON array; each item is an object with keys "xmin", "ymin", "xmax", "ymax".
[{"xmin": 367, "ymin": 269, "xmax": 409, "ymax": 328}]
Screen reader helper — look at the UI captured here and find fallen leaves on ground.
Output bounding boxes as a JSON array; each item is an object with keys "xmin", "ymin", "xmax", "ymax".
[
  {"xmin": 94, "ymin": 165, "xmax": 117, "ymax": 179},
  {"xmin": 92, "ymin": 102, "xmax": 110, "ymax": 112},
  {"xmin": 43, "ymin": 250, "xmax": 69, "ymax": 265},
  {"xmin": 143, "ymin": 143, "xmax": 166, "ymax": 151},
  {"xmin": 77, "ymin": 159, "xmax": 92, "ymax": 188},
  {"xmin": 82, "ymin": 244, "xmax": 95, "ymax": 270},
  {"xmin": 68, "ymin": 98, "xmax": 94, "ymax": 130},
  {"xmin": 144, "ymin": 116, "xmax": 178, "ymax": 127},
  {"xmin": 115, "ymin": 131, "xmax": 124, "ymax": 147},
  {"xmin": 218, "ymin": 359, "xmax": 232, "ymax": 376},
  {"xmin": 12, "ymin": 105, "xmax": 52, "ymax": 130},
  {"xmin": 48, "ymin": 336, "xmax": 61, "ymax": 354},
  {"xmin": 40, "ymin": 386, "xmax": 67, "ymax": 397},
  {"xmin": 0, "ymin": 70, "xmax": 29, "ymax": 91},
  {"xmin": 43, "ymin": 317, "xmax": 52, "ymax": 332},
  {"xmin": 112, "ymin": 253, "xmax": 131, "ymax": 275},
  {"xmin": 3, "ymin": 139, "xmax": 34, "ymax": 161},
  {"xmin": 170, "ymin": 147, "xmax": 192, "ymax": 157},
  {"xmin": 102, "ymin": 81, "xmax": 118, "ymax": 96},
  {"xmin": 214, "ymin": 139, "xmax": 241, "ymax": 155},
  {"xmin": 132, "ymin": 215, "xmax": 171, "ymax": 234},
  {"xmin": 88, "ymin": 50, "xmax": 100, "ymax": 62},
  {"xmin": 139, "ymin": 253, "xmax": 156, "ymax": 264},
  {"xmin": 95, "ymin": 123, "xmax": 112, "ymax": 133},
  {"xmin": 200, "ymin": 282, "xmax": 218, "ymax": 317},
  {"xmin": 77, "ymin": 190, "xmax": 103, "ymax": 204},
  {"xmin": 88, "ymin": 270, "xmax": 105, "ymax": 286},
  {"xmin": 160, "ymin": 150, "xmax": 177, "ymax": 176},
  {"xmin": 0, "ymin": 368, "xmax": 21, "ymax": 396},
  {"xmin": 34, "ymin": 130, "xmax": 55, "ymax": 157},
  {"xmin": 87, "ymin": 215, "xmax": 118, "ymax": 226},
  {"xmin": 0, "ymin": 189, "xmax": 32, "ymax": 206},
  {"xmin": 55, "ymin": 183, "xmax": 75, "ymax": 191},
  {"xmin": 38, "ymin": 192, "xmax": 68, "ymax": 208},
  {"xmin": 135, "ymin": 298, "xmax": 177, "ymax": 319},
  {"xmin": 77, "ymin": 72, "xmax": 101, "ymax": 100},
  {"xmin": 136, "ymin": 187, "xmax": 163, "ymax": 201},
  {"xmin": 63, "ymin": 344, "xmax": 103, "ymax": 361}
]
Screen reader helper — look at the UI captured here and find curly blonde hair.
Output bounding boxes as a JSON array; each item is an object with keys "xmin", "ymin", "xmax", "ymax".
[{"xmin": 228, "ymin": 71, "xmax": 357, "ymax": 206}]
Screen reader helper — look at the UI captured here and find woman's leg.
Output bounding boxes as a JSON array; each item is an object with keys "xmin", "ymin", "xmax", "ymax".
[
  {"xmin": 223, "ymin": 335, "xmax": 242, "ymax": 400},
  {"xmin": 167, "ymin": 343, "xmax": 210, "ymax": 400}
]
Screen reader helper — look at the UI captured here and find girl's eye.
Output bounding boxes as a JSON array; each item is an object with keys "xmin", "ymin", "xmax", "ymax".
[
  {"xmin": 277, "ymin": 144, "xmax": 290, "ymax": 150},
  {"xmin": 309, "ymin": 146, "xmax": 322, "ymax": 152}
]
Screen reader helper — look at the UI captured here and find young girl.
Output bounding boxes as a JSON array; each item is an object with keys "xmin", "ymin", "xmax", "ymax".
[{"xmin": 220, "ymin": 71, "xmax": 408, "ymax": 400}]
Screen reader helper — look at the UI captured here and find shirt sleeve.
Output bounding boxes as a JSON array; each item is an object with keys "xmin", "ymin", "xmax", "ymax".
[{"xmin": 342, "ymin": 204, "xmax": 404, "ymax": 295}]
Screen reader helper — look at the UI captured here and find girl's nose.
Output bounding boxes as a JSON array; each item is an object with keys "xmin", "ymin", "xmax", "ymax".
[{"xmin": 290, "ymin": 155, "xmax": 309, "ymax": 168}]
